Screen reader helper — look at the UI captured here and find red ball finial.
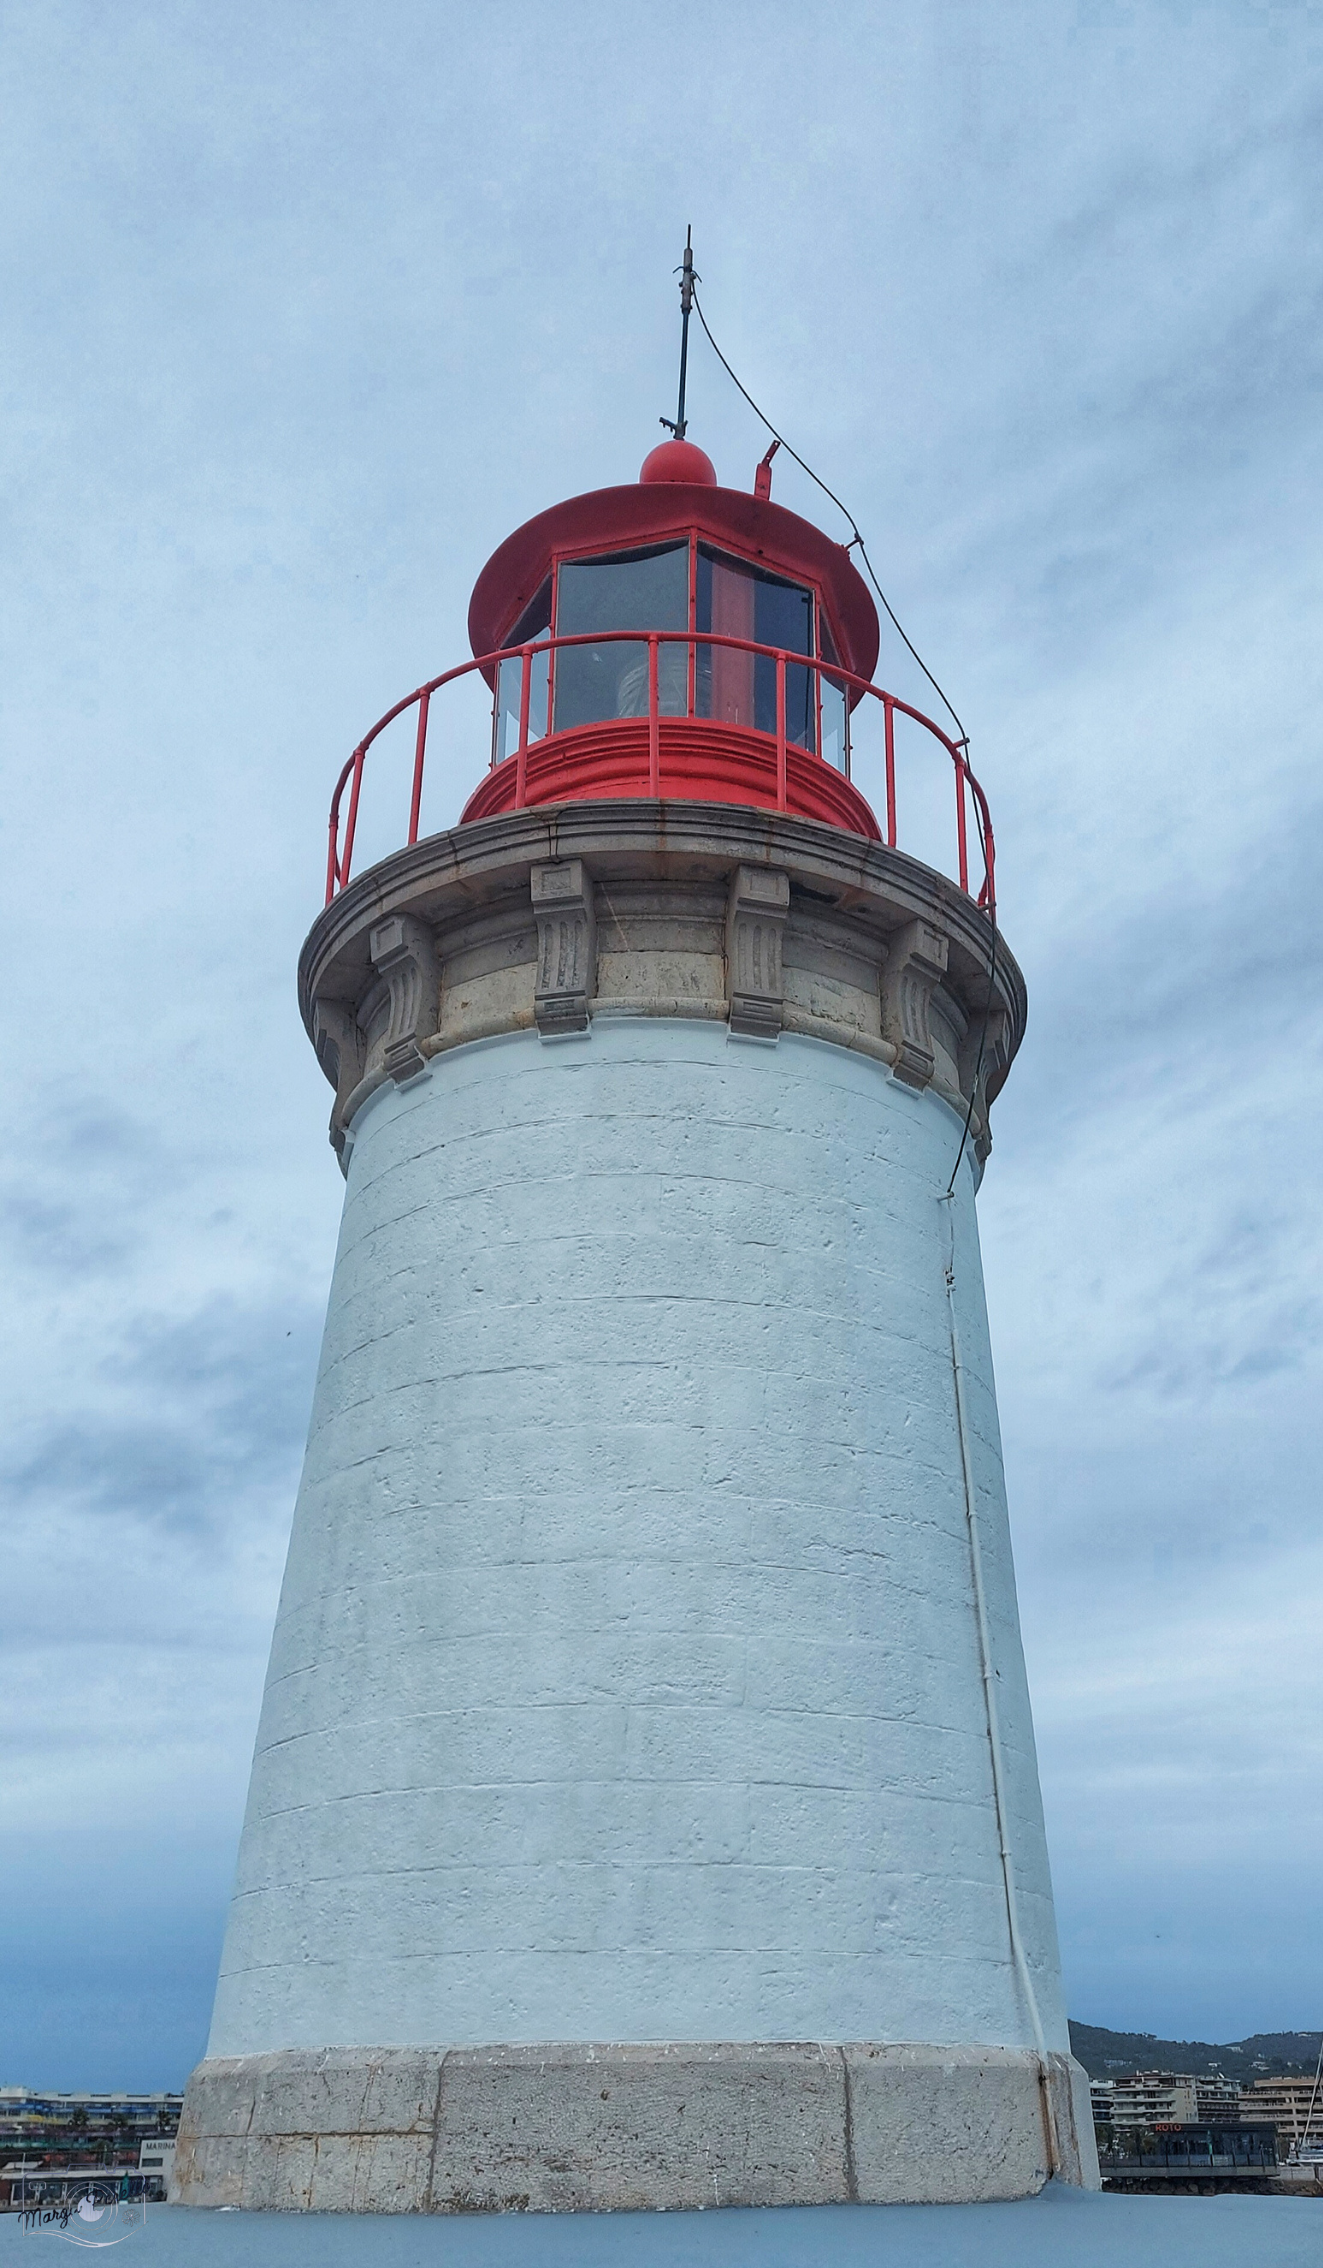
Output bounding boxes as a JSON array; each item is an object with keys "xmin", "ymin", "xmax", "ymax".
[{"xmin": 639, "ymin": 438, "xmax": 717, "ymax": 486}]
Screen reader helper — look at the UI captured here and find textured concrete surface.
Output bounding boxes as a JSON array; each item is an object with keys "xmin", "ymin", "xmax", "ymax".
[
  {"xmin": 6, "ymin": 2188, "xmax": 1321, "ymax": 2267},
  {"xmin": 190, "ymin": 809, "xmax": 1077, "ymax": 2211},
  {"xmin": 174, "ymin": 2043, "xmax": 1097, "ymax": 2211},
  {"xmin": 207, "ymin": 1018, "xmax": 1064, "ymax": 2062}
]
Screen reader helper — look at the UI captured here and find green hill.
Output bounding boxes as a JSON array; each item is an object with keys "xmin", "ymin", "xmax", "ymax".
[{"xmin": 1069, "ymin": 2022, "xmax": 1322, "ymax": 2083}]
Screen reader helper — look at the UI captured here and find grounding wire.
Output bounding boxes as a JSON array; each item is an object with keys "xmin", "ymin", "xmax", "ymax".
[
  {"xmin": 688, "ymin": 274, "xmax": 998, "ymax": 1198},
  {"xmin": 942, "ymin": 1193, "xmax": 1059, "ymax": 2175},
  {"xmin": 690, "ymin": 285, "xmax": 969, "ymax": 749},
  {"xmin": 689, "ymin": 264, "xmax": 1053, "ymax": 2152}
]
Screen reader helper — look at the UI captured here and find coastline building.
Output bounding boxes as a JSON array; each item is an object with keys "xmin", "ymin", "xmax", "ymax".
[
  {"xmin": 1090, "ymin": 2069, "xmax": 1252, "ymax": 2136},
  {"xmin": 0, "ymin": 2090, "xmax": 182, "ymax": 2145},
  {"xmin": 1090, "ymin": 2074, "xmax": 1198, "ymax": 2133},
  {"xmin": 0, "ymin": 2090, "xmax": 183, "ymax": 2214},
  {"xmin": 1195, "ymin": 2074, "xmax": 1244, "ymax": 2122},
  {"xmin": 1240, "ymin": 2076, "xmax": 1323, "ymax": 2157},
  {"xmin": 174, "ymin": 421, "xmax": 1097, "ymax": 2212}
]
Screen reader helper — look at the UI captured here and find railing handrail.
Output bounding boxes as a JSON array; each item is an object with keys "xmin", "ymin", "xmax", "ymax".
[{"xmin": 326, "ymin": 627, "xmax": 996, "ymax": 915}]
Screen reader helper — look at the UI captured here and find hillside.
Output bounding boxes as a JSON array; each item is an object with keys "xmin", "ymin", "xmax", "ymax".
[{"xmin": 1069, "ymin": 2022, "xmax": 1323, "ymax": 2084}]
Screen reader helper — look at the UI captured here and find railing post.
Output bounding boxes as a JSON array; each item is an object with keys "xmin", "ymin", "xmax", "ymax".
[
  {"xmin": 884, "ymin": 695, "xmax": 897, "ymax": 848},
  {"xmin": 775, "ymin": 651, "xmax": 787, "ymax": 812},
  {"xmin": 979, "ymin": 806, "xmax": 996, "ymax": 917},
  {"xmin": 408, "ymin": 689, "xmax": 430, "ymax": 848},
  {"xmin": 341, "ymin": 746, "xmax": 366, "ymax": 890},
  {"xmin": 955, "ymin": 747, "xmax": 969, "ymax": 895},
  {"xmin": 648, "ymin": 635, "xmax": 660, "ymax": 796},
  {"xmin": 687, "ymin": 539, "xmax": 698, "ymax": 717},
  {"xmin": 515, "ymin": 645, "xmax": 532, "ymax": 811}
]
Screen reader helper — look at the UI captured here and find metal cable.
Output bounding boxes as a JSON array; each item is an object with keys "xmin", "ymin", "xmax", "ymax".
[
  {"xmin": 942, "ymin": 1195, "xmax": 1058, "ymax": 2175},
  {"xmin": 690, "ymin": 286, "xmax": 969, "ymax": 748},
  {"xmin": 688, "ymin": 274, "xmax": 999, "ymax": 1195}
]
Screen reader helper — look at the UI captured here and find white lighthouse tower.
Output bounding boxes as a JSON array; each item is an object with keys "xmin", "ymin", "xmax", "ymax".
[{"xmin": 175, "ymin": 410, "xmax": 1097, "ymax": 2210}]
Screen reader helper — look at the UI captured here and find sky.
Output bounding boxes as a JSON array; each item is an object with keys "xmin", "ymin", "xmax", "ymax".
[{"xmin": 1, "ymin": 0, "xmax": 1320, "ymax": 2090}]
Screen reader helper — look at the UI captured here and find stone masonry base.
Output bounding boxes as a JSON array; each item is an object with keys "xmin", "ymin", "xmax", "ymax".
[{"xmin": 172, "ymin": 2043, "xmax": 1099, "ymax": 2211}]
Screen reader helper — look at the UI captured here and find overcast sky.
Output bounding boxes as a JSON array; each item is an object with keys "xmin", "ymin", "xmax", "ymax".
[{"xmin": 2, "ymin": 0, "xmax": 1320, "ymax": 2090}]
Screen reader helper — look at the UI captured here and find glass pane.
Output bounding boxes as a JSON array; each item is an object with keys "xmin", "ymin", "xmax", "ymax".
[
  {"xmin": 494, "ymin": 645, "xmax": 550, "ymax": 763},
  {"xmin": 696, "ymin": 548, "xmax": 816, "ymax": 749},
  {"xmin": 818, "ymin": 614, "xmax": 847, "ymax": 771},
  {"xmin": 553, "ymin": 545, "xmax": 689, "ymax": 730},
  {"xmin": 492, "ymin": 583, "xmax": 552, "ymax": 763},
  {"xmin": 819, "ymin": 674, "xmax": 848, "ymax": 772},
  {"xmin": 696, "ymin": 550, "xmax": 756, "ymax": 727}
]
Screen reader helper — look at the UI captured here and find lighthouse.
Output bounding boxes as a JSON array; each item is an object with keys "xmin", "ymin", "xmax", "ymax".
[{"xmin": 174, "ymin": 407, "xmax": 1098, "ymax": 2210}]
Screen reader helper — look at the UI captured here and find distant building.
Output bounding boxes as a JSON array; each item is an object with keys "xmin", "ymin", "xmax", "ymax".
[
  {"xmin": 1239, "ymin": 2077, "xmax": 1323, "ymax": 2156},
  {"xmin": 1, "ymin": 2163, "xmax": 167, "ymax": 2211},
  {"xmin": 0, "ymin": 2086, "xmax": 182, "ymax": 2122},
  {"xmin": 1091, "ymin": 2073, "xmax": 1198, "ymax": 2131},
  {"xmin": 0, "ymin": 2088, "xmax": 182, "ymax": 2198},
  {"xmin": 1195, "ymin": 2075, "xmax": 1243, "ymax": 2121},
  {"xmin": 0, "ymin": 2089, "xmax": 182, "ymax": 2140},
  {"xmin": 1097, "ymin": 2124, "xmax": 1278, "ymax": 2191}
]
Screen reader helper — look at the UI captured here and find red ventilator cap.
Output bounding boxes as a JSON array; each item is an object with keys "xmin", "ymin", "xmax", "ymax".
[{"xmin": 639, "ymin": 438, "xmax": 717, "ymax": 486}]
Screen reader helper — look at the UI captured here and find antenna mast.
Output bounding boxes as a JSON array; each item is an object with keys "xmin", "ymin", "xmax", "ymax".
[{"xmin": 660, "ymin": 227, "xmax": 696, "ymax": 440}]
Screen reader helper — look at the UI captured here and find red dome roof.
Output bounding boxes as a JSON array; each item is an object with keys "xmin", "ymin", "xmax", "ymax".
[
  {"xmin": 639, "ymin": 437, "xmax": 717, "ymax": 485},
  {"xmin": 467, "ymin": 480, "xmax": 879, "ymax": 690}
]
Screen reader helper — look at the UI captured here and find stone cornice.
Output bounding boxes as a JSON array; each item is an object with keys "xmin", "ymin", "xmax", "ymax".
[{"xmin": 297, "ymin": 801, "xmax": 1025, "ymax": 1176}]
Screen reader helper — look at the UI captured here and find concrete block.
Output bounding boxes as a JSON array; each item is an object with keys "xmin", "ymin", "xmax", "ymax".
[
  {"xmin": 306, "ymin": 2132, "xmax": 437, "ymax": 2213},
  {"xmin": 175, "ymin": 2042, "xmax": 1091, "ymax": 2213},
  {"xmin": 168, "ymin": 2133, "xmax": 250, "ymax": 2208},
  {"xmin": 251, "ymin": 2046, "xmax": 439, "ymax": 2135},
  {"xmin": 845, "ymin": 2043, "xmax": 1048, "ymax": 2203},
  {"xmin": 177, "ymin": 2055, "xmax": 257, "ymax": 2137},
  {"xmin": 432, "ymin": 2043, "xmax": 848, "ymax": 2214},
  {"xmin": 1045, "ymin": 2050, "xmax": 1102, "ymax": 2189},
  {"xmin": 243, "ymin": 2133, "xmax": 319, "ymax": 2212}
]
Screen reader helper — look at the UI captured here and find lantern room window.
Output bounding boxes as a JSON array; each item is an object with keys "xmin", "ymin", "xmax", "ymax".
[
  {"xmin": 491, "ymin": 536, "xmax": 850, "ymax": 770},
  {"xmin": 552, "ymin": 543, "xmax": 689, "ymax": 731},
  {"xmin": 818, "ymin": 616, "xmax": 848, "ymax": 774},
  {"xmin": 493, "ymin": 580, "xmax": 552, "ymax": 764},
  {"xmin": 695, "ymin": 547, "xmax": 815, "ymax": 750}
]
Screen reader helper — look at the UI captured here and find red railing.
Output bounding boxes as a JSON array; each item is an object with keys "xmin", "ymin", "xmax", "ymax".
[{"xmin": 326, "ymin": 630, "xmax": 995, "ymax": 914}]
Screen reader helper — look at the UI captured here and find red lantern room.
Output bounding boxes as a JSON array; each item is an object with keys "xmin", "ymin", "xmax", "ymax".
[
  {"xmin": 457, "ymin": 439, "xmax": 883, "ymax": 839},
  {"xmin": 323, "ymin": 255, "xmax": 994, "ymax": 918}
]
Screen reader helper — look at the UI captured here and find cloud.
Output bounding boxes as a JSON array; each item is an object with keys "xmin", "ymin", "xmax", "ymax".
[
  {"xmin": 7, "ymin": 1294, "xmax": 322, "ymax": 1538},
  {"xmin": 2, "ymin": 0, "xmax": 1322, "ymax": 2082}
]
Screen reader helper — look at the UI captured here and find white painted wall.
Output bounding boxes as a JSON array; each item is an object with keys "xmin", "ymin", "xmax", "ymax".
[{"xmin": 208, "ymin": 1019, "xmax": 1068, "ymax": 2058}]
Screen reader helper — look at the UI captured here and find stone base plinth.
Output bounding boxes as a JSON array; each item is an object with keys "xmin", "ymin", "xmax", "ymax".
[{"xmin": 172, "ymin": 2043, "xmax": 1099, "ymax": 2212}]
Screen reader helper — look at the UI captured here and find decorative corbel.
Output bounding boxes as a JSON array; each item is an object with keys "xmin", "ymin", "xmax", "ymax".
[
  {"xmin": 531, "ymin": 859, "xmax": 596, "ymax": 1035},
  {"xmin": 958, "ymin": 999, "xmax": 1009, "ymax": 1111},
  {"xmin": 726, "ymin": 865, "xmax": 790, "ymax": 1040},
  {"xmin": 880, "ymin": 918, "xmax": 949, "ymax": 1089},
  {"xmin": 369, "ymin": 912, "xmax": 440, "ymax": 1083},
  {"xmin": 960, "ymin": 994, "xmax": 1009, "ymax": 1167},
  {"xmin": 312, "ymin": 998, "xmax": 365, "ymax": 1155}
]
